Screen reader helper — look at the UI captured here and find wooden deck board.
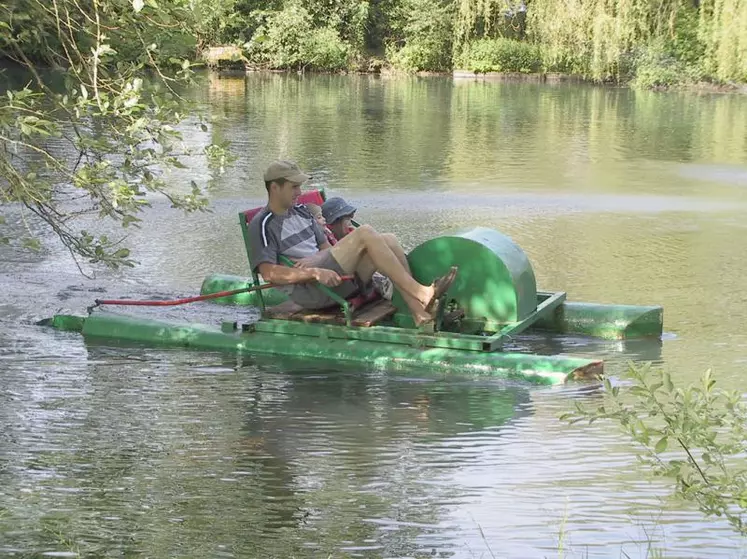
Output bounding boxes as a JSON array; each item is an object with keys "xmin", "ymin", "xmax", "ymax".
[{"xmin": 264, "ymin": 299, "xmax": 396, "ymax": 327}]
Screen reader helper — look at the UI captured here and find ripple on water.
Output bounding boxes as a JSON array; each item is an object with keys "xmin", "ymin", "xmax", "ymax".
[{"xmin": 4, "ymin": 75, "xmax": 747, "ymax": 557}]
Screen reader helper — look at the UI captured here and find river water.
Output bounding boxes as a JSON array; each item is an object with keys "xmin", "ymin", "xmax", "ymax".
[{"xmin": 1, "ymin": 72, "xmax": 747, "ymax": 557}]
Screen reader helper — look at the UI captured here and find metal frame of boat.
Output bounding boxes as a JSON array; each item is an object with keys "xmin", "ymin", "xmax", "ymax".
[{"xmin": 41, "ymin": 188, "xmax": 664, "ymax": 386}]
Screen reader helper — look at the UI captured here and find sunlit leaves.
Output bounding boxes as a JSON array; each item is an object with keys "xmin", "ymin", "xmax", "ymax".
[
  {"xmin": 560, "ymin": 363, "xmax": 747, "ymax": 535},
  {"xmin": 0, "ymin": 0, "xmax": 234, "ymax": 273}
]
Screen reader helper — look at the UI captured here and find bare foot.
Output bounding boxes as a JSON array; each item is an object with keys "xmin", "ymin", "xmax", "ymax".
[
  {"xmin": 425, "ymin": 266, "xmax": 458, "ymax": 314},
  {"xmin": 413, "ymin": 310, "xmax": 435, "ymax": 327}
]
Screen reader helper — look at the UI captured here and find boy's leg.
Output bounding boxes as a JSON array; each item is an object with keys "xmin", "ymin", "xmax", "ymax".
[{"xmin": 380, "ymin": 233, "xmax": 411, "ymax": 274}]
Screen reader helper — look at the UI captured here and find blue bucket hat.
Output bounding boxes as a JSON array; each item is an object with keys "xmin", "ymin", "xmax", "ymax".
[{"xmin": 322, "ymin": 197, "xmax": 356, "ymax": 224}]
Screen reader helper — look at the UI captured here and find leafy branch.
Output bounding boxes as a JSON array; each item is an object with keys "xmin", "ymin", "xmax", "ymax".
[
  {"xmin": 561, "ymin": 363, "xmax": 747, "ymax": 535},
  {"xmin": 0, "ymin": 0, "xmax": 235, "ymax": 273}
]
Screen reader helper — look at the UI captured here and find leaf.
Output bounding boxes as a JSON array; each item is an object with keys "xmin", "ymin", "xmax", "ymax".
[
  {"xmin": 664, "ymin": 372, "xmax": 674, "ymax": 392},
  {"xmin": 22, "ymin": 238, "xmax": 41, "ymax": 251},
  {"xmin": 629, "ymin": 386, "xmax": 649, "ymax": 397},
  {"xmin": 0, "ymin": 215, "xmax": 5, "ymax": 225},
  {"xmin": 81, "ymin": 84, "xmax": 88, "ymax": 101},
  {"xmin": 200, "ymin": 123, "xmax": 208, "ymax": 132},
  {"xmin": 0, "ymin": 237, "xmax": 9, "ymax": 245},
  {"xmin": 654, "ymin": 436, "xmax": 668, "ymax": 453},
  {"xmin": 122, "ymin": 215, "xmax": 142, "ymax": 228},
  {"xmin": 113, "ymin": 248, "xmax": 130, "ymax": 259},
  {"xmin": 132, "ymin": 0, "xmax": 144, "ymax": 12}
]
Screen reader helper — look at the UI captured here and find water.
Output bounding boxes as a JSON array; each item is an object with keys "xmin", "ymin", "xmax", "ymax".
[{"xmin": 2, "ymin": 72, "xmax": 747, "ymax": 557}]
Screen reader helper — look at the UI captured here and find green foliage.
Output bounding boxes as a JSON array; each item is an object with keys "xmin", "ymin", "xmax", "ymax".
[
  {"xmin": 299, "ymin": 0, "xmax": 370, "ymax": 54},
  {"xmin": 245, "ymin": 5, "xmax": 349, "ymax": 71},
  {"xmin": 561, "ymin": 364, "xmax": 747, "ymax": 535},
  {"xmin": 455, "ymin": 0, "xmax": 527, "ymax": 47},
  {"xmin": 524, "ymin": 0, "xmax": 747, "ymax": 84},
  {"xmin": 387, "ymin": 0, "xmax": 454, "ymax": 72},
  {"xmin": 0, "ymin": 0, "xmax": 234, "ymax": 271},
  {"xmin": 698, "ymin": 0, "xmax": 747, "ymax": 82},
  {"xmin": 456, "ymin": 38, "xmax": 542, "ymax": 73},
  {"xmin": 630, "ymin": 43, "xmax": 704, "ymax": 89}
]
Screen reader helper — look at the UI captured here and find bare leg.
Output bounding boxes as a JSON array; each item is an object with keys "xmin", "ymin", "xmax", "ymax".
[
  {"xmin": 381, "ymin": 233, "xmax": 411, "ymax": 274},
  {"xmin": 330, "ymin": 226, "xmax": 435, "ymax": 323},
  {"xmin": 351, "ymin": 251, "xmax": 431, "ymax": 324},
  {"xmin": 354, "ymin": 234, "xmax": 409, "ymax": 282}
]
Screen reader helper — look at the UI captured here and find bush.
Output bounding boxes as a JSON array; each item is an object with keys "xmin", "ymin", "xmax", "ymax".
[
  {"xmin": 302, "ymin": 27, "xmax": 349, "ymax": 71},
  {"xmin": 456, "ymin": 38, "xmax": 542, "ymax": 73},
  {"xmin": 389, "ymin": 39, "xmax": 451, "ymax": 72},
  {"xmin": 245, "ymin": 6, "xmax": 350, "ymax": 71},
  {"xmin": 630, "ymin": 44, "xmax": 704, "ymax": 89},
  {"xmin": 387, "ymin": 0, "xmax": 454, "ymax": 72}
]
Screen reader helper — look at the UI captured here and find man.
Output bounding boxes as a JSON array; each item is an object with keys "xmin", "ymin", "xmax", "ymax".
[{"xmin": 247, "ymin": 159, "xmax": 457, "ymax": 328}]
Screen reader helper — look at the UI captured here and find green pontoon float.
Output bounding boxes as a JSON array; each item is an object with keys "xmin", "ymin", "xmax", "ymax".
[{"xmin": 42, "ymin": 189, "xmax": 663, "ymax": 385}]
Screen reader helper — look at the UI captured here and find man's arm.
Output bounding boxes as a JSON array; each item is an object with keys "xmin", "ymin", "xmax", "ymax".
[{"xmin": 259, "ymin": 262, "xmax": 342, "ymax": 287}]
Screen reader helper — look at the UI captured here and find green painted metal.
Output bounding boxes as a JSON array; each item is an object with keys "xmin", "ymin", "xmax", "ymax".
[
  {"xmin": 533, "ymin": 301, "xmax": 664, "ymax": 340},
  {"xmin": 198, "ymin": 273, "xmax": 663, "ymax": 340},
  {"xmin": 44, "ymin": 312, "xmax": 603, "ymax": 385},
  {"xmin": 48, "ymin": 314, "xmax": 86, "ymax": 332},
  {"xmin": 480, "ymin": 291, "xmax": 567, "ymax": 352},
  {"xmin": 199, "ymin": 274, "xmax": 285, "ymax": 307},
  {"xmin": 251, "ymin": 319, "xmax": 488, "ymax": 352},
  {"xmin": 393, "ymin": 227, "xmax": 538, "ymax": 329}
]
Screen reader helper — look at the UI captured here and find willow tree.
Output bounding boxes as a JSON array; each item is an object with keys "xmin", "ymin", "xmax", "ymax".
[
  {"xmin": 526, "ymin": 0, "xmax": 683, "ymax": 79},
  {"xmin": 454, "ymin": 0, "xmax": 527, "ymax": 48},
  {"xmin": 526, "ymin": 0, "xmax": 747, "ymax": 82},
  {"xmin": 698, "ymin": 0, "xmax": 747, "ymax": 82},
  {"xmin": 0, "ymin": 0, "xmax": 230, "ymax": 272}
]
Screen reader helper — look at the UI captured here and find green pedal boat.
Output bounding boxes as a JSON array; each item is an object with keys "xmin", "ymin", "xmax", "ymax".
[{"xmin": 41, "ymin": 189, "xmax": 663, "ymax": 386}]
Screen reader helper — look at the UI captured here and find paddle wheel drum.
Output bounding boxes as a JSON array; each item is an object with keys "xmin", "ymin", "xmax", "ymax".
[{"xmin": 393, "ymin": 227, "xmax": 541, "ymax": 332}]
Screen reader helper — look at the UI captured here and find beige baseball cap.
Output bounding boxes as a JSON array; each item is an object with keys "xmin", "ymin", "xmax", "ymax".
[{"xmin": 263, "ymin": 159, "xmax": 311, "ymax": 184}]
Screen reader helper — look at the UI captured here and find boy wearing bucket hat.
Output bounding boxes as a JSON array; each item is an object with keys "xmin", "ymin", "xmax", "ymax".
[
  {"xmin": 322, "ymin": 197, "xmax": 393, "ymax": 301},
  {"xmin": 247, "ymin": 159, "xmax": 457, "ymax": 328},
  {"xmin": 321, "ymin": 197, "xmax": 357, "ymax": 242}
]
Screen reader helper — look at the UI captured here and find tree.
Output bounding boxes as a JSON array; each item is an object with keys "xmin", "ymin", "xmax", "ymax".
[{"xmin": 0, "ymin": 0, "xmax": 232, "ymax": 273}]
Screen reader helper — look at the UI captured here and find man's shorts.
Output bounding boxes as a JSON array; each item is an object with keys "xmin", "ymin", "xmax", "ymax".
[{"xmin": 290, "ymin": 249, "xmax": 359, "ymax": 310}]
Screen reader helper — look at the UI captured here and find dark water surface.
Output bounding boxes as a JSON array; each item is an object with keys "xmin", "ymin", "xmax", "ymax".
[{"xmin": 2, "ymin": 73, "xmax": 747, "ymax": 557}]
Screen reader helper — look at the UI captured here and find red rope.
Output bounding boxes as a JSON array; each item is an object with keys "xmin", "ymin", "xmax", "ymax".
[{"xmin": 94, "ymin": 275, "xmax": 354, "ymax": 307}]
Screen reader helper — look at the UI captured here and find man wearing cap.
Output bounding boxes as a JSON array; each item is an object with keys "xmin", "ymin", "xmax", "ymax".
[{"xmin": 247, "ymin": 159, "xmax": 457, "ymax": 328}]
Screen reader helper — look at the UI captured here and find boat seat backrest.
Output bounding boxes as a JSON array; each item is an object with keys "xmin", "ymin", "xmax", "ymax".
[{"xmin": 241, "ymin": 189, "xmax": 326, "ymax": 225}]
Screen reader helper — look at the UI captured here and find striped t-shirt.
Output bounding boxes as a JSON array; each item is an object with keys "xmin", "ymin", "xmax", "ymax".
[{"xmin": 247, "ymin": 204, "xmax": 327, "ymax": 281}]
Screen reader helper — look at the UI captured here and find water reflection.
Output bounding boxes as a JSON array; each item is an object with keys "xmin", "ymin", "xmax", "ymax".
[
  {"xmin": 1, "ymin": 338, "xmax": 538, "ymax": 557},
  {"xmin": 2, "ymin": 71, "xmax": 747, "ymax": 556}
]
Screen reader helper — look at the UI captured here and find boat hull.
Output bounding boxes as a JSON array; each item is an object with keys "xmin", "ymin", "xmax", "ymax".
[
  {"xmin": 199, "ymin": 274, "xmax": 663, "ymax": 340},
  {"xmin": 45, "ymin": 312, "xmax": 603, "ymax": 386}
]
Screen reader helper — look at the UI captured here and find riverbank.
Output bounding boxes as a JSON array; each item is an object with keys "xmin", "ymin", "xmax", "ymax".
[{"xmin": 204, "ymin": 60, "xmax": 747, "ymax": 94}]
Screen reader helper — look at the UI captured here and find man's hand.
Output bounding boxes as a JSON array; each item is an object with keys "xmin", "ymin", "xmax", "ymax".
[
  {"xmin": 293, "ymin": 258, "xmax": 311, "ymax": 269},
  {"xmin": 311, "ymin": 268, "xmax": 342, "ymax": 287}
]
